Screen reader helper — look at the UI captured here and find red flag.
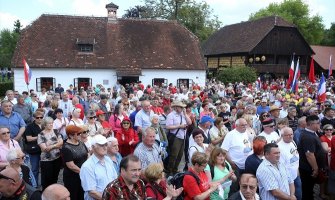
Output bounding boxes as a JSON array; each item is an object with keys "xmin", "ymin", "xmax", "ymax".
[
  {"xmin": 309, "ymin": 56, "xmax": 315, "ymax": 83},
  {"xmin": 23, "ymin": 59, "xmax": 32, "ymax": 85},
  {"xmin": 286, "ymin": 57, "xmax": 295, "ymax": 89}
]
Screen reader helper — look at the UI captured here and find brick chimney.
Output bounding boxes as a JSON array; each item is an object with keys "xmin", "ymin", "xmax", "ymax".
[{"xmin": 106, "ymin": 2, "xmax": 119, "ymax": 22}]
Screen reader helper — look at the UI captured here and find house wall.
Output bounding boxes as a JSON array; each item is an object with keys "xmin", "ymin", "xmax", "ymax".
[{"xmin": 13, "ymin": 68, "xmax": 206, "ymax": 93}]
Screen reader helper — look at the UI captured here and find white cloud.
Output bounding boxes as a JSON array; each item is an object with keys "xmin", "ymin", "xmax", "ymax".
[
  {"xmin": 71, "ymin": 0, "xmax": 109, "ymax": 16},
  {"xmin": 0, "ymin": 12, "xmax": 29, "ymax": 31},
  {"xmin": 37, "ymin": 0, "xmax": 55, "ymax": 7}
]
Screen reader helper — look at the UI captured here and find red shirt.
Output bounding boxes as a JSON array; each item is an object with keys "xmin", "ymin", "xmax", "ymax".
[
  {"xmin": 151, "ymin": 106, "xmax": 164, "ymax": 115},
  {"xmin": 115, "ymin": 128, "xmax": 139, "ymax": 157},
  {"xmin": 183, "ymin": 168, "xmax": 210, "ymax": 200},
  {"xmin": 146, "ymin": 181, "xmax": 167, "ymax": 200},
  {"xmin": 330, "ymin": 136, "xmax": 335, "ymax": 170}
]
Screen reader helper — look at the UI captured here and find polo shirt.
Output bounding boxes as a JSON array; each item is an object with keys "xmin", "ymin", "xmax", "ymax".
[
  {"xmin": 166, "ymin": 111, "xmax": 187, "ymax": 139},
  {"xmin": 0, "ymin": 111, "xmax": 26, "ymax": 138},
  {"xmin": 134, "ymin": 109, "xmax": 154, "ymax": 131}
]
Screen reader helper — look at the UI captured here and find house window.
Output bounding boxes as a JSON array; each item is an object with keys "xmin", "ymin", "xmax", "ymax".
[
  {"xmin": 177, "ymin": 79, "xmax": 193, "ymax": 88},
  {"xmin": 74, "ymin": 78, "xmax": 92, "ymax": 90},
  {"xmin": 78, "ymin": 44, "xmax": 93, "ymax": 52},
  {"xmin": 36, "ymin": 77, "xmax": 55, "ymax": 92},
  {"xmin": 152, "ymin": 78, "xmax": 167, "ymax": 87}
]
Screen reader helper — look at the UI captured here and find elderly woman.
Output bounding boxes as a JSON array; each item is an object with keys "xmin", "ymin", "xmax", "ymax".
[
  {"xmin": 0, "ymin": 126, "xmax": 21, "ymax": 168},
  {"xmin": 150, "ymin": 114, "xmax": 168, "ymax": 145},
  {"xmin": 6, "ymin": 149, "xmax": 36, "ymax": 187},
  {"xmin": 53, "ymin": 108, "xmax": 69, "ymax": 140},
  {"xmin": 109, "ymin": 103, "xmax": 128, "ymax": 133},
  {"xmin": 183, "ymin": 152, "xmax": 219, "ymax": 200},
  {"xmin": 79, "ymin": 125, "xmax": 92, "ymax": 153},
  {"xmin": 243, "ymin": 114, "xmax": 256, "ymax": 143},
  {"xmin": 115, "ymin": 117, "xmax": 139, "ymax": 157},
  {"xmin": 69, "ymin": 108, "xmax": 84, "ymax": 126},
  {"xmin": 62, "ymin": 125, "xmax": 88, "ymax": 200},
  {"xmin": 188, "ymin": 128, "xmax": 210, "ymax": 164},
  {"xmin": 209, "ymin": 117, "xmax": 228, "ymax": 147},
  {"xmin": 38, "ymin": 117, "xmax": 63, "ymax": 190},
  {"xmin": 85, "ymin": 110, "xmax": 103, "ymax": 136},
  {"xmin": 145, "ymin": 163, "xmax": 183, "ymax": 200},
  {"xmin": 205, "ymin": 147, "xmax": 237, "ymax": 200},
  {"xmin": 245, "ymin": 136, "xmax": 267, "ymax": 176}
]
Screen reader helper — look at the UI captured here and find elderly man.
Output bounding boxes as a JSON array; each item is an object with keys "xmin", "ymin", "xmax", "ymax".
[
  {"xmin": 298, "ymin": 115, "xmax": 326, "ymax": 200},
  {"xmin": 321, "ymin": 107, "xmax": 335, "ymax": 127},
  {"xmin": 286, "ymin": 106, "xmax": 298, "ymax": 132},
  {"xmin": 221, "ymin": 118, "xmax": 252, "ymax": 173},
  {"xmin": 80, "ymin": 134, "xmax": 118, "ymax": 200},
  {"xmin": 58, "ymin": 92, "xmax": 73, "ymax": 118},
  {"xmin": 13, "ymin": 95, "xmax": 33, "ymax": 124},
  {"xmin": 4, "ymin": 90, "xmax": 17, "ymax": 105},
  {"xmin": 42, "ymin": 184, "xmax": 70, "ymax": 200},
  {"xmin": 134, "ymin": 127, "xmax": 162, "ymax": 170},
  {"xmin": 228, "ymin": 173, "xmax": 260, "ymax": 200},
  {"xmin": 269, "ymin": 105, "xmax": 281, "ymax": 121},
  {"xmin": 165, "ymin": 100, "xmax": 192, "ymax": 176},
  {"xmin": 293, "ymin": 116, "xmax": 306, "ymax": 145},
  {"xmin": 0, "ymin": 167, "xmax": 41, "ymax": 200},
  {"xmin": 98, "ymin": 94, "xmax": 111, "ymax": 120},
  {"xmin": 0, "ymin": 100, "xmax": 26, "ymax": 141},
  {"xmin": 259, "ymin": 118, "xmax": 280, "ymax": 144},
  {"xmin": 102, "ymin": 155, "xmax": 146, "ymax": 199},
  {"xmin": 134, "ymin": 100, "xmax": 155, "ymax": 136},
  {"xmin": 256, "ymin": 98, "xmax": 270, "ymax": 115},
  {"xmin": 256, "ymin": 143, "xmax": 296, "ymax": 200},
  {"xmin": 107, "ymin": 137, "xmax": 122, "ymax": 175},
  {"xmin": 278, "ymin": 127, "xmax": 302, "ymax": 200}
]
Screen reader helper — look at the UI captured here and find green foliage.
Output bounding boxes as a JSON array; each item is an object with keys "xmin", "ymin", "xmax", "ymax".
[
  {"xmin": 0, "ymin": 28, "xmax": 19, "ymax": 68},
  {"xmin": 13, "ymin": 20, "xmax": 22, "ymax": 33},
  {"xmin": 216, "ymin": 66, "xmax": 257, "ymax": 84},
  {"xmin": 130, "ymin": 0, "xmax": 222, "ymax": 42},
  {"xmin": 321, "ymin": 23, "xmax": 335, "ymax": 46},
  {"xmin": 0, "ymin": 81, "xmax": 14, "ymax": 97},
  {"xmin": 249, "ymin": 0, "xmax": 325, "ymax": 44}
]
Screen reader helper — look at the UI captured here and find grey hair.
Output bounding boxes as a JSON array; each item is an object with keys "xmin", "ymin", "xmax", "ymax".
[
  {"xmin": 288, "ymin": 106, "xmax": 297, "ymax": 113},
  {"xmin": 323, "ymin": 124, "xmax": 334, "ymax": 130},
  {"xmin": 235, "ymin": 118, "xmax": 246, "ymax": 126},
  {"xmin": 43, "ymin": 116, "xmax": 54, "ymax": 127},
  {"xmin": 6, "ymin": 149, "xmax": 18, "ymax": 162},
  {"xmin": 298, "ymin": 116, "xmax": 306, "ymax": 125},
  {"xmin": 107, "ymin": 137, "xmax": 118, "ymax": 144},
  {"xmin": 143, "ymin": 127, "xmax": 156, "ymax": 137},
  {"xmin": 0, "ymin": 125, "xmax": 10, "ymax": 131},
  {"xmin": 150, "ymin": 114, "xmax": 160, "ymax": 122}
]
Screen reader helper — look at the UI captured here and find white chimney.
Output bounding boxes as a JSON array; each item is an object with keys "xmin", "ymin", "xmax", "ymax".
[{"xmin": 106, "ymin": 2, "xmax": 119, "ymax": 22}]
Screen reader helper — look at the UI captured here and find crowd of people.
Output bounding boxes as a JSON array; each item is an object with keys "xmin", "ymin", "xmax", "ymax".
[{"xmin": 0, "ymin": 77, "xmax": 334, "ymax": 200}]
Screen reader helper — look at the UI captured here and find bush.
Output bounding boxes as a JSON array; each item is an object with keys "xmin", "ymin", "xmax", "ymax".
[
  {"xmin": 0, "ymin": 82, "xmax": 14, "ymax": 97},
  {"xmin": 216, "ymin": 66, "xmax": 257, "ymax": 84}
]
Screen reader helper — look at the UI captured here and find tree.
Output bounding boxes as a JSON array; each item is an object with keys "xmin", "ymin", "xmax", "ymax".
[
  {"xmin": 249, "ymin": 0, "xmax": 325, "ymax": 44},
  {"xmin": 321, "ymin": 23, "xmax": 335, "ymax": 46},
  {"xmin": 0, "ymin": 20, "xmax": 20, "ymax": 68},
  {"xmin": 125, "ymin": 0, "xmax": 221, "ymax": 42},
  {"xmin": 13, "ymin": 20, "xmax": 22, "ymax": 33},
  {"xmin": 216, "ymin": 66, "xmax": 257, "ymax": 84}
]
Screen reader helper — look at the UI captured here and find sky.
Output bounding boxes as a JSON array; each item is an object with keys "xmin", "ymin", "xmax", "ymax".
[{"xmin": 0, "ymin": 0, "xmax": 334, "ymax": 31}]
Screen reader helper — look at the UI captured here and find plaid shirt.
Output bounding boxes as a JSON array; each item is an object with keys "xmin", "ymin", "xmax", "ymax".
[{"xmin": 103, "ymin": 176, "xmax": 146, "ymax": 200}]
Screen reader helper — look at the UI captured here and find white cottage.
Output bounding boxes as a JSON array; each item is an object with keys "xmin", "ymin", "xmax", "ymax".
[{"xmin": 12, "ymin": 2, "xmax": 206, "ymax": 93}]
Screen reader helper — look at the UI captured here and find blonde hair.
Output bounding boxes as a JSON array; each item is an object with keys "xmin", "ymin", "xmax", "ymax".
[{"xmin": 144, "ymin": 163, "xmax": 164, "ymax": 182}]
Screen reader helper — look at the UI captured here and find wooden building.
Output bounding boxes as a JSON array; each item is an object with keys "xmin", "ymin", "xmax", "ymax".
[
  {"xmin": 202, "ymin": 16, "xmax": 314, "ymax": 79},
  {"xmin": 311, "ymin": 45, "xmax": 335, "ymax": 76}
]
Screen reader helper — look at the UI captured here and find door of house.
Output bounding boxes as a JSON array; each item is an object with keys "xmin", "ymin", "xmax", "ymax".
[
  {"xmin": 74, "ymin": 78, "xmax": 92, "ymax": 90},
  {"xmin": 119, "ymin": 76, "xmax": 139, "ymax": 85}
]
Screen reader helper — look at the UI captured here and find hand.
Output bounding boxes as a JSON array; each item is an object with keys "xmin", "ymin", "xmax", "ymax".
[
  {"xmin": 290, "ymin": 195, "xmax": 297, "ymax": 200},
  {"xmin": 166, "ymin": 184, "xmax": 183, "ymax": 198},
  {"xmin": 311, "ymin": 169, "xmax": 318, "ymax": 178},
  {"xmin": 209, "ymin": 182, "xmax": 220, "ymax": 192}
]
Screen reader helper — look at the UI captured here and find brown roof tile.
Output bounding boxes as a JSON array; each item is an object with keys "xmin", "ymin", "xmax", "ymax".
[
  {"xmin": 12, "ymin": 14, "xmax": 205, "ymax": 71},
  {"xmin": 202, "ymin": 16, "xmax": 295, "ymax": 56},
  {"xmin": 311, "ymin": 45, "xmax": 335, "ymax": 70}
]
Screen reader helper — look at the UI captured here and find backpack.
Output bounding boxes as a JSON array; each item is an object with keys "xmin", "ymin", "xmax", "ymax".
[
  {"xmin": 168, "ymin": 171, "xmax": 200, "ymax": 200},
  {"xmin": 209, "ymin": 162, "xmax": 230, "ymax": 179}
]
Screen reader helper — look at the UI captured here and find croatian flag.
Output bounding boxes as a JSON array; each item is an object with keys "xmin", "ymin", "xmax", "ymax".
[
  {"xmin": 23, "ymin": 59, "xmax": 32, "ymax": 85},
  {"xmin": 291, "ymin": 58, "xmax": 300, "ymax": 93},
  {"xmin": 257, "ymin": 76, "xmax": 262, "ymax": 90},
  {"xmin": 318, "ymin": 73, "xmax": 326, "ymax": 102},
  {"xmin": 329, "ymin": 55, "xmax": 333, "ymax": 78},
  {"xmin": 286, "ymin": 56, "xmax": 295, "ymax": 89}
]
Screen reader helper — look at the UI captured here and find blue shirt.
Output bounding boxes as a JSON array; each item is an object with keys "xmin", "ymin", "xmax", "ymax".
[
  {"xmin": 80, "ymin": 154, "xmax": 118, "ymax": 200},
  {"xmin": 0, "ymin": 111, "xmax": 26, "ymax": 138},
  {"xmin": 245, "ymin": 153, "xmax": 263, "ymax": 176},
  {"xmin": 256, "ymin": 105, "xmax": 270, "ymax": 115},
  {"xmin": 293, "ymin": 127, "xmax": 304, "ymax": 146},
  {"xmin": 256, "ymin": 158, "xmax": 293, "ymax": 200},
  {"xmin": 134, "ymin": 109, "xmax": 154, "ymax": 130},
  {"xmin": 110, "ymin": 153, "xmax": 122, "ymax": 175}
]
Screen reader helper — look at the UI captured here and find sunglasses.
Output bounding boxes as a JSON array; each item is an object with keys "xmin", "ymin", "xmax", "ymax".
[
  {"xmin": 0, "ymin": 172, "xmax": 16, "ymax": 182},
  {"xmin": 122, "ymin": 122, "xmax": 130, "ymax": 125},
  {"xmin": 1, "ymin": 131, "xmax": 10, "ymax": 135},
  {"xmin": 241, "ymin": 184, "xmax": 256, "ymax": 190},
  {"xmin": 123, "ymin": 103, "xmax": 129, "ymax": 105},
  {"xmin": 262, "ymin": 115, "xmax": 269, "ymax": 117},
  {"xmin": 35, "ymin": 117, "xmax": 43, "ymax": 119},
  {"xmin": 89, "ymin": 116, "xmax": 96, "ymax": 119},
  {"xmin": 324, "ymin": 129, "xmax": 333, "ymax": 131}
]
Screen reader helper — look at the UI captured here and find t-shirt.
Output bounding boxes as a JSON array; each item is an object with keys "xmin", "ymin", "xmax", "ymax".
[
  {"xmin": 259, "ymin": 131, "xmax": 280, "ymax": 144},
  {"xmin": 62, "ymin": 141, "xmax": 88, "ymax": 178},
  {"xmin": 277, "ymin": 140, "xmax": 299, "ymax": 180},
  {"xmin": 205, "ymin": 163, "xmax": 232, "ymax": 200},
  {"xmin": 183, "ymin": 168, "xmax": 210, "ymax": 200}
]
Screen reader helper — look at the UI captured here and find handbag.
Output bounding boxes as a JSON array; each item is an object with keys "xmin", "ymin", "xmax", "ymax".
[{"xmin": 23, "ymin": 141, "xmax": 41, "ymax": 154}]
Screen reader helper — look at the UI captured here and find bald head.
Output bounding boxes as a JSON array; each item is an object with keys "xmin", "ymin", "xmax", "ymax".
[
  {"xmin": 281, "ymin": 127, "xmax": 294, "ymax": 143},
  {"xmin": 42, "ymin": 184, "xmax": 70, "ymax": 200},
  {"xmin": 0, "ymin": 167, "xmax": 22, "ymax": 197}
]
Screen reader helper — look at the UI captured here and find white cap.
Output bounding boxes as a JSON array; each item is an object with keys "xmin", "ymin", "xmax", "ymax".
[{"xmin": 91, "ymin": 134, "xmax": 108, "ymax": 146}]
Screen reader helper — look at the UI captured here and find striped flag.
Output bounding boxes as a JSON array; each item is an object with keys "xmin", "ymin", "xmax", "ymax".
[
  {"xmin": 23, "ymin": 59, "xmax": 32, "ymax": 85},
  {"xmin": 329, "ymin": 55, "xmax": 333, "ymax": 78},
  {"xmin": 318, "ymin": 73, "xmax": 326, "ymax": 102},
  {"xmin": 257, "ymin": 76, "xmax": 262, "ymax": 90},
  {"xmin": 291, "ymin": 58, "xmax": 300, "ymax": 93},
  {"xmin": 286, "ymin": 56, "xmax": 295, "ymax": 89}
]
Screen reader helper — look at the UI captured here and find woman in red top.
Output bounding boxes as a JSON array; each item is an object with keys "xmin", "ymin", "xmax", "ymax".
[
  {"xmin": 109, "ymin": 103, "xmax": 127, "ymax": 133},
  {"xmin": 183, "ymin": 152, "xmax": 219, "ymax": 200},
  {"xmin": 145, "ymin": 163, "xmax": 183, "ymax": 200},
  {"xmin": 320, "ymin": 124, "xmax": 333, "ymax": 198},
  {"xmin": 115, "ymin": 117, "xmax": 139, "ymax": 157}
]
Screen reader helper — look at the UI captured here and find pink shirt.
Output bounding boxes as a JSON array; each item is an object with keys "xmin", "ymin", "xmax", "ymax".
[{"xmin": 0, "ymin": 139, "xmax": 21, "ymax": 163}]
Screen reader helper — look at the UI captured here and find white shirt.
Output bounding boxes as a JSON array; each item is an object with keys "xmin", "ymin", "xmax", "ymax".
[
  {"xmin": 188, "ymin": 143, "xmax": 208, "ymax": 164},
  {"xmin": 259, "ymin": 131, "xmax": 280, "ymax": 144},
  {"xmin": 221, "ymin": 129, "xmax": 253, "ymax": 169},
  {"xmin": 277, "ymin": 140, "xmax": 299, "ymax": 180}
]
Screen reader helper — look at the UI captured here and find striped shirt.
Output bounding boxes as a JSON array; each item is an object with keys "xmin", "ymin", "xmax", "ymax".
[
  {"xmin": 134, "ymin": 142, "xmax": 161, "ymax": 170},
  {"xmin": 256, "ymin": 158, "xmax": 293, "ymax": 200}
]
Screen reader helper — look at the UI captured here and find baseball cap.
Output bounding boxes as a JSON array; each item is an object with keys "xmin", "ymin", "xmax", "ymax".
[
  {"xmin": 199, "ymin": 116, "xmax": 214, "ymax": 124},
  {"xmin": 91, "ymin": 134, "xmax": 108, "ymax": 146}
]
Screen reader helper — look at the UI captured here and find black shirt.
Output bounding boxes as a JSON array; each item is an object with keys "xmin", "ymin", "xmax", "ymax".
[
  {"xmin": 23, "ymin": 121, "xmax": 42, "ymax": 154},
  {"xmin": 62, "ymin": 141, "xmax": 88, "ymax": 178}
]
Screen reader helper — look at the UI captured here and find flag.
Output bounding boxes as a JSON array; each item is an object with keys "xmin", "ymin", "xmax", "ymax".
[
  {"xmin": 257, "ymin": 76, "xmax": 262, "ymax": 90},
  {"xmin": 291, "ymin": 58, "xmax": 300, "ymax": 93},
  {"xmin": 23, "ymin": 59, "xmax": 32, "ymax": 85},
  {"xmin": 309, "ymin": 56, "xmax": 315, "ymax": 83},
  {"xmin": 318, "ymin": 73, "xmax": 326, "ymax": 102},
  {"xmin": 286, "ymin": 56, "xmax": 295, "ymax": 89},
  {"xmin": 329, "ymin": 55, "xmax": 333, "ymax": 78}
]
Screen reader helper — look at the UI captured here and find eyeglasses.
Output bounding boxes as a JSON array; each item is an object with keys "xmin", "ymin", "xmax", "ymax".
[
  {"xmin": 89, "ymin": 117, "xmax": 96, "ymax": 119},
  {"xmin": 241, "ymin": 184, "xmax": 256, "ymax": 190},
  {"xmin": 122, "ymin": 122, "xmax": 130, "ymax": 125},
  {"xmin": 0, "ymin": 172, "xmax": 16, "ymax": 182},
  {"xmin": 16, "ymin": 155, "xmax": 26, "ymax": 160},
  {"xmin": 35, "ymin": 117, "xmax": 43, "ymax": 119},
  {"xmin": 324, "ymin": 129, "xmax": 333, "ymax": 131},
  {"xmin": 123, "ymin": 103, "xmax": 129, "ymax": 105},
  {"xmin": 1, "ymin": 131, "xmax": 10, "ymax": 135},
  {"xmin": 262, "ymin": 115, "xmax": 269, "ymax": 117}
]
